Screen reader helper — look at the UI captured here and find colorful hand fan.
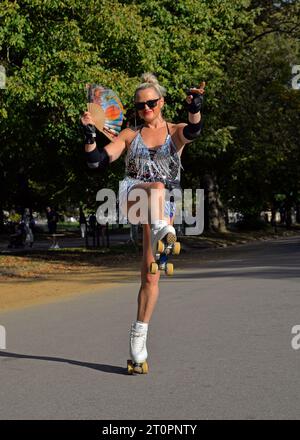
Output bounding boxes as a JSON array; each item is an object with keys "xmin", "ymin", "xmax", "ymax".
[{"xmin": 86, "ymin": 84, "xmax": 124, "ymax": 142}]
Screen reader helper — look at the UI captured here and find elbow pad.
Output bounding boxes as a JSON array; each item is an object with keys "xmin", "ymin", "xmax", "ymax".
[
  {"xmin": 86, "ymin": 147, "xmax": 110, "ymax": 171},
  {"xmin": 183, "ymin": 119, "xmax": 203, "ymax": 141}
]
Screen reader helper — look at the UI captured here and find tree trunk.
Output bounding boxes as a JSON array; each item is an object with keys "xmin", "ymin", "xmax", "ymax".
[
  {"xmin": 296, "ymin": 204, "xmax": 300, "ymax": 224},
  {"xmin": 271, "ymin": 206, "xmax": 277, "ymax": 233},
  {"xmin": 285, "ymin": 196, "xmax": 293, "ymax": 229},
  {"xmin": 0, "ymin": 165, "xmax": 5, "ymax": 232},
  {"xmin": 202, "ymin": 173, "xmax": 227, "ymax": 233},
  {"xmin": 0, "ymin": 205, "xmax": 4, "ymax": 233}
]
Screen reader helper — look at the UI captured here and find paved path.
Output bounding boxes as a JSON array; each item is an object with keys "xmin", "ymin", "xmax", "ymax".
[
  {"xmin": 0, "ymin": 236, "xmax": 300, "ymax": 419},
  {"xmin": 0, "ymin": 232, "xmax": 132, "ymax": 252}
]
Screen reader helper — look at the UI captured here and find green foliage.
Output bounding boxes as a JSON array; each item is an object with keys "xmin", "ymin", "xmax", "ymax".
[
  {"xmin": 0, "ymin": 0, "xmax": 299, "ymax": 221},
  {"xmin": 220, "ymin": 31, "xmax": 300, "ymax": 216}
]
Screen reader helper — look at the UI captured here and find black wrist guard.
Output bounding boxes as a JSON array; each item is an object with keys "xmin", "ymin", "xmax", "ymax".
[
  {"xmin": 186, "ymin": 90, "xmax": 204, "ymax": 114},
  {"xmin": 86, "ymin": 147, "xmax": 110, "ymax": 171},
  {"xmin": 82, "ymin": 123, "xmax": 96, "ymax": 145},
  {"xmin": 183, "ymin": 119, "xmax": 203, "ymax": 141}
]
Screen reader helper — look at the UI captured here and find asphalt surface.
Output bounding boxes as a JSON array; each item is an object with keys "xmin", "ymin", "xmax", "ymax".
[
  {"xmin": 0, "ymin": 232, "xmax": 133, "ymax": 252},
  {"xmin": 0, "ymin": 236, "xmax": 300, "ymax": 420}
]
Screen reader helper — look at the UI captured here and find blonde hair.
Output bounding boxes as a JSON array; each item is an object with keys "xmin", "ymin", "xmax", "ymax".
[{"xmin": 134, "ymin": 72, "xmax": 166, "ymax": 100}]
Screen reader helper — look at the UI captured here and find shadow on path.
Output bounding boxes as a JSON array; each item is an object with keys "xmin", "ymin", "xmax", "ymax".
[
  {"xmin": 173, "ymin": 267, "xmax": 300, "ymax": 281},
  {"xmin": 171, "ymin": 238, "xmax": 300, "ymax": 281},
  {"xmin": 0, "ymin": 351, "xmax": 128, "ymax": 376}
]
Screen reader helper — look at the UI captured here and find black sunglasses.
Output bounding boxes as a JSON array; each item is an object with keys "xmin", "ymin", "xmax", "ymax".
[{"xmin": 134, "ymin": 98, "xmax": 160, "ymax": 111}]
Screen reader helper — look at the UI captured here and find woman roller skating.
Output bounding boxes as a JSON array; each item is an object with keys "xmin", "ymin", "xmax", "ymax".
[{"xmin": 81, "ymin": 73, "xmax": 204, "ymax": 374}]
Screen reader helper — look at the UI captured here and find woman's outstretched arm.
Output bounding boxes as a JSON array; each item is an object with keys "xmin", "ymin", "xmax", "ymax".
[
  {"xmin": 81, "ymin": 111, "xmax": 130, "ymax": 170},
  {"xmin": 176, "ymin": 81, "xmax": 205, "ymax": 145}
]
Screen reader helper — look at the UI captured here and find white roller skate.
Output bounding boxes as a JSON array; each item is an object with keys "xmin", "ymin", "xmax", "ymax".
[
  {"xmin": 127, "ymin": 322, "xmax": 149, "ymax": 374},
  {"xmin": 149, "ymin": 220, "xmax": 180, "ymax": 276}
]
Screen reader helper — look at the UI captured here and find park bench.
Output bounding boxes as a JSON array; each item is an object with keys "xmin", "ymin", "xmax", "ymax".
[{"xmin": 46, "ymin": 233, "xmax": 65, "ymax": 249}]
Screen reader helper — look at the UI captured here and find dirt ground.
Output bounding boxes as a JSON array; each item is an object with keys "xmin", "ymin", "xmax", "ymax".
[
  {"xmin": 0, "ymin": 249, "xmax": 141, "ymax": 312},
  {"xmin": 1, "ymin": 228, "xmax": 299, "ymax": 312},
  {"xmin": 0, "ymin": 247, "xmax": 205, "ymax": 312},
  {"xmin": 0, "ymin": 271, "xmax": 139, "ymax": 312}
]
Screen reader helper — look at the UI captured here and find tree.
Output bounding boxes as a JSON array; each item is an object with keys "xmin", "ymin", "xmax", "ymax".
[{"xmin": 0, "ymin": 0, "xmax": 299, "ymax": 231}]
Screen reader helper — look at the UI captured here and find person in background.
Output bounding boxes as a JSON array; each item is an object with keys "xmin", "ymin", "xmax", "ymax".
[
  {"xmin": 23, "ymin": 208, "xmax": 34, "ymax": 247},
  {"xmin": 46, "ymin": 206, "xmax": 59, "ymax": 249},
  {"xmin": 88, "ymin": 212, "xmax": 97, "ymax": 247},
  {"xmin": 79, "ymin": 206, "xmax": 87, "ymax": 239},
  {"xmin": 8, "ymin": 220, "xmax": 26, "ymax": 248}
]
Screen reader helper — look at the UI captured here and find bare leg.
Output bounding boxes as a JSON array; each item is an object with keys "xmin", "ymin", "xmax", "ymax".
[
  {"xmin": 126, "ymin": 184, "xmax": 177, "ymax": 372},
  {"xmin": 125, "ymin": 181, "xmax": 173, "ymax": 324},
  {"xmin": 137, "ymin": 219, "xmax": 175, "ymax": 324},
  {"xmin": 136, "ymin": 223, "xmax": 161, "ymax": 323}
]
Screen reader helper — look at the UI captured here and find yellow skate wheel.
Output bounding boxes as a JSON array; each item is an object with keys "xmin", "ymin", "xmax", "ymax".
[
  {"xmin": 157, "ymin": 240, "xmax": 164, "ymax": 253},
  {"xmin": 132, "ymin": 362, "xmax": 148, "ymax": 374},
  {"xmin": 142, "ymin": 361, "xmax": 149, "ymax": 374},
  {"xmin": 172, "ymin": 242, "xmax": 181, "ymax": 255},
  {"xmin": 150, "ymin": 262, "xmax": 158, "ymax": 274},
  {"xmin": 165, "ymin": 262, "xmax": 174, "ymax": 276},
  {"xmin": 133, "ymin": 364, "xmax": 143, "ymax": 374},
  {"xmin": 127, "ymin": 359, "xmax": 134, "ymax": 375}
]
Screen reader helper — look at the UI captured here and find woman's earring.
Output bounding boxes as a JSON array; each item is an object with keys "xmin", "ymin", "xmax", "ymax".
[{"xmin": 134, "ymin": 111, "xmax": 137, "ymax": 129}]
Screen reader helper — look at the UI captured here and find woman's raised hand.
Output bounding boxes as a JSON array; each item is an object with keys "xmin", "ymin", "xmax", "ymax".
[
  {"xmin": 186, "ymin": 81, "xmax": 206, "ymax": 103},
  {"xmin": 186, "ymin": 81, "xmax": 206, "ymax": 114},
  {"xmin": 81, "ymin": 111, "xmax": 97, "ymax": 145},
  {"xmin": 81, "ymin": 111, "xmax": 95, "ymax": 126}
]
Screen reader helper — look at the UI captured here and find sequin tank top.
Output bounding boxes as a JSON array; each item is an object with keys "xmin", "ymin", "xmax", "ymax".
[{"xmin": 124, "ymin": 122, "xmax": 182, "ymax": 183}]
